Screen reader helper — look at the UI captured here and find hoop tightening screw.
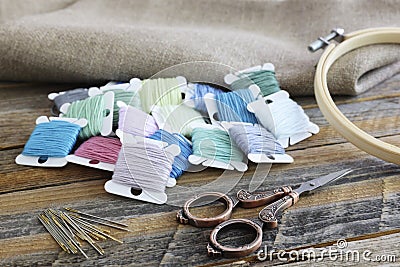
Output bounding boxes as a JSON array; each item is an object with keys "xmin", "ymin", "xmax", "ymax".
[{"xmin": 308, "ymin": 28, "xmax": 345, "ymax": 52}]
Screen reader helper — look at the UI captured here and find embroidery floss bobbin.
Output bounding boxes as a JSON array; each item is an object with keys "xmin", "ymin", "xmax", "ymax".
[
  {"xmin": 151, "ymin": 105, "xmax": 206, "ymax": 137},
  {"xmin": 109, "ymin": 139, "xmax": 177, "ymax": 204},
  {"xmin": 187, "ymin": 83, "xmax": 224, "ymax": 114},
  {"xmin": 74, "ymin": 136, "xmax": 122, "ymax": 164},
  {"xmin": 226, "ymin": 123, "xmax": 293, "ymax": 163},
  {"xmin": 118, "ymin": 105, "xmax": 159, "ymax": 137},
  {"xmin": 247, "ymin": 89, "xmax": 319, "ymax": 147},
  {"xmin": 228, "ymin": 124, "xmax": 284, "ymax": 155},
  {"xmin": 148, "ymin": 129, "xmax": 192, "ymax": 179},
  {"xmin": 214, "ymin": 89, "xmax": 258, "ymax": 124},
  {"xmin": 139, "ymin": 78, "xmax": 184, "ymax": 113},
  {"xmin": 21, "ymin": 120, "xmax": 81, "ymax": 158},
  {"xmin": 108, "ymin": 89, "xmax": 141, "ymax": 127},
  {"xmin": 230, "ymin": 70, "xmax": 280, "ymax": 97},
  {"xmin": 63, "ymin": 93, "xmax": 114, "ymax": 139},
  {"xmin": 191, "ymin": 127, "xmax": 244, "ymax": 164},
  {"xmin": 49, "ymin": 88, "xmax": 89, "ymax": 115}
]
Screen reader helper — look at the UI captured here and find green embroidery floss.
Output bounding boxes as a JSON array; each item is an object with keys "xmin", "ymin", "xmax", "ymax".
[
  {"xmin": 63, "ymin": 94, "xmax": 105, "ymax": 139},
  {"xmin": 139, "ymin": 78, "xmax": 183, "ymax": 113},
  {"xmin": 230, "ymin": 70, "xmax": 280, "ymax": 97},
  {"xmin": 191, "ymin": 128, "xmax": 243, "ymax": 163}
]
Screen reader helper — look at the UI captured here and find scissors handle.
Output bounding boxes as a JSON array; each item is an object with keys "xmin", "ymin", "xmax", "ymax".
[
  {"xmin": 177, "ymin": 192, "xmax": 234, "ymax": 228},
  {"xmin": 259, "ymin": 191, "xmax": 299, "ymax": 228},
  {"xmin": 237, "ymin": 186, "xmax": 292, "ymax": 208},
  {"xmin": 208, "ymin": 218, "xmax": 263, "ymax": 258}
]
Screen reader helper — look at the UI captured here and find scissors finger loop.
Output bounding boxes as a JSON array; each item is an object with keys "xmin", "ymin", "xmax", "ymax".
[
  {"xmin": 177, "ymin": 192, "xmax": 234, "ymax": 228},
  {"xmin": 208, "ymin": 218, "xmax": 263, "ymax": 258}
]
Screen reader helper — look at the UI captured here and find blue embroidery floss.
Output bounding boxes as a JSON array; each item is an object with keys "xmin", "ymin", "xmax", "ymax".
[
  {"xmin": 148, "ymin": 129, "xmax": 192, "ymax": 179},
  {"xmin": 215, "ymin": 89, "xmax": 258, "ymax": 123},
  {"xmin": 228, "ymin": 124, "xmax": 285, "ymax": 156},
  {"xmin": 22, "ymin": 121, "xmax": 81, "ymax": 158},
  {"xmin": 190, "ymin": 83, "xmax": 223, "ymax": 113}
]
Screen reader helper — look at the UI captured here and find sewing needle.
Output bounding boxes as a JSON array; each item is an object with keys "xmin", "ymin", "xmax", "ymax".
[{"xmin": 65, "ymin": 207, "xmax": 129, "ymax": 227}]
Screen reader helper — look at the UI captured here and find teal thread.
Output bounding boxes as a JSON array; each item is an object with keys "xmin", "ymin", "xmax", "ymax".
[
  {"xmin": 191, "ymin": 128, "xmax": 243, "ymax": 163},
  {"xmin": 64, "ymin": 94, "xmax": 105, "ymax": 139},
  {"xmin": 230, "ymin": 70, "xmax": 280, "ymax": 97}
]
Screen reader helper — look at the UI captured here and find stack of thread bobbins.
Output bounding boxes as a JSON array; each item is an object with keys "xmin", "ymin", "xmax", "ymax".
[{"xmin": 17, "ymin": 67, "xmax": 318, "ymax": 205}]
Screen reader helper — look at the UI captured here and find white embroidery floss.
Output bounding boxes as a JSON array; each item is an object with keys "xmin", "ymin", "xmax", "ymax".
[
  {"xmin": 111, "ymin": 140, "xmax": 175, "ymax": 196},
  {"xmin": 264, "ymin": 91, "xmax": 315, "ymax": 140}
]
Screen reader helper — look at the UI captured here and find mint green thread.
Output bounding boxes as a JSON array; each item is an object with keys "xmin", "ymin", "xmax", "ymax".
[
  {"xmin": 192, "ymin": 128, "xmax": 243, "ymax": 163},
  {"xmin": 64, "ymin": 94, "xmax": 105, "ymax": 139},
  {"xmin": 139, "ymin": 78, "xmax": 183, "ymax": 113},
  {"xmin": 230, "ymin": 70, "xmax": 280, "ymax": 97},
  {"xmin": 155, "ymin": 105, "xmax": 206, "ymax": 137}
]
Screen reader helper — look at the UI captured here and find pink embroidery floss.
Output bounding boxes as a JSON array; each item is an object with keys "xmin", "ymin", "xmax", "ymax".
[
  {"xmin": 118, "ymin": 105, "xmax": 158, "ymax": 137},
  {"xmin": 74, "ymin": 136, "xmax": 122, "ymax": 164}
]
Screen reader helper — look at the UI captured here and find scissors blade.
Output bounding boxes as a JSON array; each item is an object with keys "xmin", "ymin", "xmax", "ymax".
[{"xmin": 294, "ymin": 169, "xmax": 352, "ymax": 195}]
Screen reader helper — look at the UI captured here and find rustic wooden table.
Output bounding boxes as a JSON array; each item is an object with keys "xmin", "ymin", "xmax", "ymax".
[{"xmin": 0, "ymin": 77, "xmax": 399, "ymax": 267}]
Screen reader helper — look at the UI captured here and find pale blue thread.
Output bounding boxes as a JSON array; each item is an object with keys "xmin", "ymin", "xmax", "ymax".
[
  {"xmin": 22, "ymin": 121, "xmax": 81, "ymax": 157},
  {"xmin": 190, "ymin": 83, "xmax": 223, "ymax": 113},
  {"xmin": 228, "ymin": 124, "xmax": 284, "ymax": 156}
]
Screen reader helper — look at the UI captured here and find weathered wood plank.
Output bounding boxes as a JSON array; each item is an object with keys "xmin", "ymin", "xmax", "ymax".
[
  {"xmin": 1, "ymin": 77, "xmax": 399, "ymax": 150},
  {"xmin": 0, "ymin": 76, "xmax": 399, "ymax": 267},
  {"xmin": 1, "ymin": 140, "xmax": 399, "ymax": 265},
  {"xmin": 0, "ymin": 148, "xmax": 111, "ymax": 194}
]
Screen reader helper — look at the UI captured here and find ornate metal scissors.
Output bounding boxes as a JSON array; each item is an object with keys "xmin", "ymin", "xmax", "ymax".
[{"xmin": 177, "ymin": 169, "xmax": 352, "ymax": 258}]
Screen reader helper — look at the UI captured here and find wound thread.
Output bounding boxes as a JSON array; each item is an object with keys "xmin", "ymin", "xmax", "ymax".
[
  {"xmin": 148, "ymin": 129, "xmax": 192, "ymax": 179},
  {"xmin": 74, "ymin": 136, "xmax": 122, "ymax": 164},
  {"xmin": 215, "ymin": 89, "xmax": 258, "ymax": 124},
  {"xmin": 153, "ymin": 105, "xmax": 206, "ymax": 137},
  {"xmin": 63, "ymin": 94, "xmax": 106, "ymax": 139},
  {"xmin": 112, "ymin": 141, "xmax": 175, "ymax": 193},
  {"xmin": 230, "ymin": 70, "xmax": 280, "ymax": 97},
  {"xmin": 191, "ymin": 128, "xmax": 243, "ymax": 164},
  {"xmin": 22, "ymin": 120, "xmax": 81, "ymax": 157},
  {"xmin": 139, "ymin": 78, "xmax": 183, "ymax": 113},
  {"xmin": 52, "ymin": 88, "xmax": 89, "ymax": 115},
  {"xmin": 267, "ymin": 93, "xmax": 313, "ymax": 140},
  {"xmin": 118, "ymin": 105, "xmax": 158, "ymax": 137},
  {"xmin": 109, "ymin": 89, "xmax": 141, "ymax": 127},
  {"xmin": 228, "ymin": 124, "xmax": 285, "ymax": 156},
  {"xmin": 190, "ymin": 83, "xmax": 223, "ymax": 113}
]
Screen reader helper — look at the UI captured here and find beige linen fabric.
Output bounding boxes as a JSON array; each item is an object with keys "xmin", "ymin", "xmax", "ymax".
[{"xmin": 0, "ymin": 0, "xmax": 399, "ymax": 95}]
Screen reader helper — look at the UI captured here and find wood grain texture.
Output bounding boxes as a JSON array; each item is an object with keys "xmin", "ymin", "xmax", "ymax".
[{"xmin": 0, "ymin": 76, "xmax": 399, "ymax": 266}]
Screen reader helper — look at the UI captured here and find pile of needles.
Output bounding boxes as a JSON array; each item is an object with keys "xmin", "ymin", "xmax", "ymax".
[{"xmin": 38, "ymin": 207, "xmax": 130, "ymax": 258}]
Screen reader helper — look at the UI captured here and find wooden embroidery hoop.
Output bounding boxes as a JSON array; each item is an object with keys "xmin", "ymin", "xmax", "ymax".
[{"xmin": 312, "ymin": 27, "xmax": 400, "ymax": 165}]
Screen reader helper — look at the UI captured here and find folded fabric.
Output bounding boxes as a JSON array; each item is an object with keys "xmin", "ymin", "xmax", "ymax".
[{"xmin": 0, "ymin": 0, "xmax": 399, "ymax": 95}]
